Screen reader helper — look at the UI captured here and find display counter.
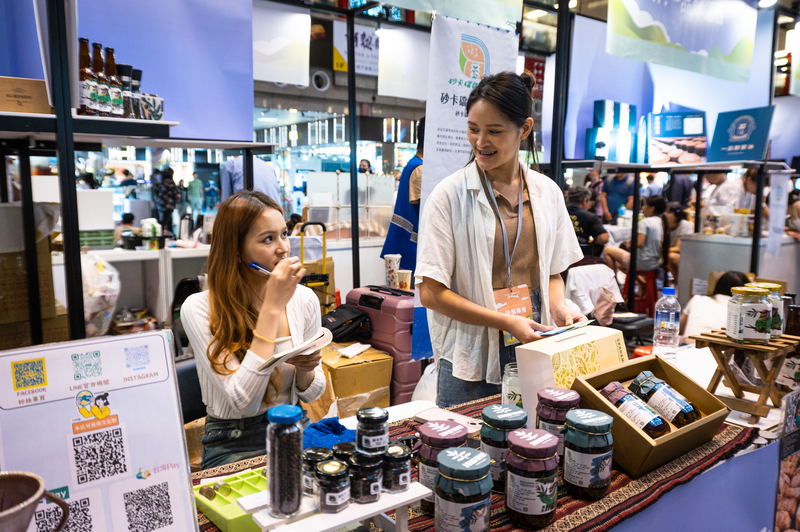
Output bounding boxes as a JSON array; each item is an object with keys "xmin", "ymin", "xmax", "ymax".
[{"xmin": 677, "ymin": 233, "xmax": 800, "ymax": 308}]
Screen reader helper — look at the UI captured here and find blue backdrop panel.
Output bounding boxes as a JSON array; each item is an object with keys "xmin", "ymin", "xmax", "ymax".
[
  {"xmin": 770, "ymin": 95, "xmax": 800, "ymax": 164},
  {"xmin": 0, "ymin": 0, "xmax": 46, "ymax": 80}
]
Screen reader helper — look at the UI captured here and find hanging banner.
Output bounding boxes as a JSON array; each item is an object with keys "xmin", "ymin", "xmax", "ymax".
[
  {"xmin": 791, "ymin": 22, "xmax": 800, "ymax": 97},
  {"xmin": 378, "ymin": 27, "xmax": 430, "ymax": 101},
  {"xmin": 767, "ymin": 171, "xmax": 791, "ymax": 258},
  {"xmin": 253, "ymin": 1, "xmax": 311, "ymax": 86},
  {"xmin": 606, "ymin": 0, "xmax": 758, "ymax": 83},
  {"xmin": 388, "ymin": 0, "xmax": 522, "ymax": 31},
  {"xmin": 0, "ymin": 332, "xmax": 197, "ymax": 532},
  {"xmin": 333, "ymin": 20, "xmax": 379, "ymax": 76}
]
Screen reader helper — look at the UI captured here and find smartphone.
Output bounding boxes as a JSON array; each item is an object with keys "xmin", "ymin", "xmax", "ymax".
[{"xmin": 249, "ymin": 262, "xmax": 271, "ymax": 276}]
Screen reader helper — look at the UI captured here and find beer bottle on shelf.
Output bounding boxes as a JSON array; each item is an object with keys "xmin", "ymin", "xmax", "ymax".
[
  {"xmin": 105, "ymin": 47, "xmax": 123, "ymax": 117},
  {"xmin": 92, "ymin": 43, "xmax": 110, "ymax": 116},
  {"xmin": 117, "ymin": 64, "xmax": 134, "ymax": 119},
  {"xmin": 78, "ymin": 38, "xmax": 97, "ymax": 116}
]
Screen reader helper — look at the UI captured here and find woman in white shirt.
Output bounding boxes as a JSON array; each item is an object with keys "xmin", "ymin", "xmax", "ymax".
[
  {"xmin": 181, "ymin": 191, "xmax": 325, "ymax": 469},
  {"xmin": 680, "ymin": 271, "xmax": 749, "ymax": 342},
  {"xmin": 416, "ymin": 71, "xmax": 584, "ymax": 407}
]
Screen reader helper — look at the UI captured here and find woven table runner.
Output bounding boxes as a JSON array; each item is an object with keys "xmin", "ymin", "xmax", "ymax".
[{"xmin": 192, "ymin": 394, "xmax": 756, "ymax": 532}]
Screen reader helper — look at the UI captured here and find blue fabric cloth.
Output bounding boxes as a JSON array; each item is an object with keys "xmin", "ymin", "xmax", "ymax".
[
  {"xmin": 302, "ymin": 417, "xmax": 356, "ymax": 449},
  {"xmin": 220, "ymin": 155, "xmax": 281, "ymax": 205},
  {"xmin": 381, "ymin": 155, "xmax": 423, "ymax": 273}
]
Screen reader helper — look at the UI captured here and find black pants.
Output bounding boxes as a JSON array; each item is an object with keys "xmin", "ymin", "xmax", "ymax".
[{"xmin": 162, "ymin": 208, "xmax": 174, "ymax": 235}]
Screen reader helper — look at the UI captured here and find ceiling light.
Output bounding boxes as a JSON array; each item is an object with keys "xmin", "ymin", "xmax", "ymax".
[
  {"xmin": 258, "ymin": 117, "xmax": 278, "ymax": 122},
  {"xmin": 569, "ymin": 0, "xmax": 577, "ymax": 8},
  {"xmin": 775, "ymin": 58, "xmax": 789, "ymax": 66},
  {"xmin": 758, "ymin": 0, "xmax": 777, "ymax": 8},
  {"xmin": 526, "ymin": 9, "xmax": 548, "ymax": 19},
  {"xmin": 289, "ymin": 109, "xmax": 298, "ymax": 113},
  {"xmin": 778, "ymin": 15, "xmax": 795, "ymax": 25}
]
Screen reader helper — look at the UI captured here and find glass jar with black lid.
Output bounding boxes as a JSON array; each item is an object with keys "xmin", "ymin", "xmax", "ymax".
[
  {"xmin": 629, "ymin": 371, "xmax": 701, "ymax": 428},
  {"xmin": 480, "ymin": 403, "xmax": 528, "ymax": 492},
  {"xmin": 435, "ymin": 447, "xmax": 493, "ymax": 532},
  {"xmin": 561, "ymin": 409, "xmax": 614, "ymax": 500},
  {"xmin": 418, "ymin": 420, "xmax": 469, "ymax": 514},
  {"xmin": 302, "ymin": 447, "xmax": 333, "ymax": 496},
  {"xmin": 535, "ymin": 387, "xmax": 581, "ymax": 460},
  {"xmin": 356, "ymin": 406, "xmax": 390, "ymax": 455},
  {"xmin": 600, "ymin": 381, "xmax": 671, "ymax": 438},
  {"xmin": 314, "ymin": 459, "xmax": 350, "ymax": 513},
  {"xmin": 349, "ymin": 453, "xmax": 383, "ymax": 504},
  {"xmin": 333, "ymin": 441, "xmax": 358, "ymax": 463},
  {"xmin": 382, "ymin": 443, "xmax": 411, "ymax": 493},
  {"xmin": 504, "ymin": 429, "xmax": 559, "ymax": 529}
]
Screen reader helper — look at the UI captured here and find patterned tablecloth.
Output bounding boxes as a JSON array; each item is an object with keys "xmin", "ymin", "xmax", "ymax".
[{"xmin": 192, "ymin": 394, "xmax": 756, "ymax": 532}]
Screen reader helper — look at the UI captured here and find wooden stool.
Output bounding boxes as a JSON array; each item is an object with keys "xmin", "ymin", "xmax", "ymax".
[
  {"xmin": 689, "ymin": 329, "xmax": 800, "ymax": 424},
  {"xmin": 622, "ymin": 269, "xmax": 659, "ymax": 317}
]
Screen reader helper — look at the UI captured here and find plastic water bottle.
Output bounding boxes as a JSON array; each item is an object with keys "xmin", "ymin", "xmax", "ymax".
[{"xmin": 653, "ymin": 287, "xmax": 680, "ymax": 360}]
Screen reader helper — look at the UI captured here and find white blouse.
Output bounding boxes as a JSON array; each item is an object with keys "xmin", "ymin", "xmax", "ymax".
[{"xmin": 181, "ymin": 286, "xmax": 326, "ymax": 419}]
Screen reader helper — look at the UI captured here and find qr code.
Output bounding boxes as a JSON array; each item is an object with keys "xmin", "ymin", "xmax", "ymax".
[
  {"xmin": 124, "ymin": 346, "xmax": 150, "ymax": 369},
  {"xmin": 72, "ymin": 351, "xmax": 102, "ymax": 381},
  {"xmin": 73, "ymin": 427, "xmax": 127, "ymax": 484},
  {"xmin": 12, "ymin": 358, "xmax": 46, "ymax": 390},
  {"xmin": 35, "ymin": 497, "xmax": 92, "ymax": 532},
  {"xmin": 123, "ymin": 482, "xmax": 173, "ymax": 532}
]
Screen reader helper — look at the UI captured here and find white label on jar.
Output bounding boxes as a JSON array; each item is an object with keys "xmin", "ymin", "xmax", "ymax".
[
  {"xmin": 419, "ymin": 462, "xmax": 437, "ymax": 502},
  {"xmin": 399, "ymin": 472, "xmax": 410, "ymax": 485},
  {"xmin": 564, "ymin": 448, "xmax": 612, "ymax": 488},
  {"xmin": 617, "ymin": 395, "xmax": 662, "ymax": 429},
  {"xmin": 727, "ymin": 302, "xmax": 770, "ymax": 341},
  {"xmin": 361, "ymin": 433, "xmax": 389, "ymax": 450},
  {"xmin": 302, "ymin": 473, "xmax": 313, "ymax": 490},
  {"xmin": 537, "ymin": 420, "xmax": 565, "ymax": 456},
  {"xmin": 370, "ymin": 480, "xmax": 382, "ymax": 494},
  {"xmin": 506, "ymin": 471, "xmax": 557, "ymax": 515},
  {"xmin": 502, "ymin": 382, "xmax": 522, "ymax": 405},
  {"xmin": 777, "ymin": 356, "xmax": 800, "ymax": 389},
  {"xmin": 647, "ymin": 382, "xmax": 690, "ymax": 422},
  {"xmin": 325, "ymin": 487, "xmax": 350, "ymax": 506},
  {"xmin": 434, "ymin": 494, "xmax": 491, "ymax": 532},
  {"xmin": 480, "ymin": 441, "xmax": 506, "ymax": 481}
]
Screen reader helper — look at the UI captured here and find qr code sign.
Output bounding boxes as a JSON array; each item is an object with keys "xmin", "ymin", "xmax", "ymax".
[
  {"xmin": 124, "ymin": 346, "xmax": 150, "ymax": 369},
  {"xmin": 72, "ymin": 351, "xmax": 102, "ymax": 381},
  {"xmin": 35, "ymin": 497, "xmax": 92, "ymax": 532},
  {"xmin": 72, "ymin": 427, "xmax": 128, "ymax": 485},
  {"xmin": 12, "ymin": 358, "xmax": 47, "ymax": 390},
  {"xmin": 123, "ymin": 482, "xmax": 173, "ymax": 532}
]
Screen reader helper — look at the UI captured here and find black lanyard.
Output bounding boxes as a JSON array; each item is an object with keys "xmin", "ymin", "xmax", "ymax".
[{"xmin": 481, "ymin": 164, "xmax": 524, "ymax": 288}]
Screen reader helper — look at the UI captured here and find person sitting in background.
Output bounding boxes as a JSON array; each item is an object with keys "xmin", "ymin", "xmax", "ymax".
[
  {"xmin": 641, "ymin": 174, "xmax": 662, "ymax": 198},
  {"xmin": 566, "ymin": 186, "xmax": 608, "ymax": 254},
  {"xmin": 584, "ymin": 170, "xmax": 605, "ymax": 218},
  {"xmin": 286, "ymin": 213, "xmax": 303, "ymax": 235},
  {"xmin": 601, "ymin": 173, "xmax": 634, "ymax": 225},
  {"xmin": 114, "ymin": 212, "xmax": 141, "ymax": 246},
  {"xmin": 663, "ymin": 202, "xmax": 694, "ymax": 285},
  {"xmin": 680, "ymin": 271, "xmax": 750, "ymax": 343},
  {"xmin": 604, "ymin": 195, "xmax": 666, "ymax": 289}
]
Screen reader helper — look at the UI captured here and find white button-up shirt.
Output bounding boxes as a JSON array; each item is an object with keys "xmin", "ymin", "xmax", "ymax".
[{"xmin": 415, "ymin": 160, "xmax": 582, "ymax": 384}]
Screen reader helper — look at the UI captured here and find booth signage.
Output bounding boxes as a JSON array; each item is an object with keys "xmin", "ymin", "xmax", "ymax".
[
  {"xmin": 387, "ymin": 0, "xmax": 523, "ymax": 31},
  {"xmin": 333, "ymin": 20, "xmax": 379, "ymax": 76},
  {"xmin": 706, "ymin": 105, "xmax": 774, "ymax": 163},
  {"xmin": 378, "ymin": 26, "xmax": 431, "ymax": 101}
]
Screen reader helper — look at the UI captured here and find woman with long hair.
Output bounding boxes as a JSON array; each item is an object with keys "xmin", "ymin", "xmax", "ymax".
[
  {"xmin": 416, "ymin": 71, "xmax": 584, "ymax": 408},
  {"xmin": 181, "ymin": 190, "xmax": 325, "ymax": 469}
]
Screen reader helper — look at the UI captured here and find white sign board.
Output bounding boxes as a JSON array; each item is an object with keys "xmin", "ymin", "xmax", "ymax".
[
  {"xmin": 0, "ymin": 332, "xmax": 197, "ymax": 532},
  {"xmin": 333, "ymin": 20, "xmax": 379, "ymax": 76},
  {"xmin": 378, "ymin": 26, "xmax": 430, "ymax": 101},
  {"xmin": 253, "ymin": 1, "xmax": 311, "ymax": 86}
]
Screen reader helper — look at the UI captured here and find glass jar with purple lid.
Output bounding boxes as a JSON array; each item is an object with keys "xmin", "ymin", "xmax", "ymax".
[
  {"xmin": 535, "ymin": 388, "xmax": 581, "ymax": 458},
  {"xmin": 504, "ymin": 429, "xmax": 559, "ymax": 529},
  {"xmin": 418, "ymin": 420, "xmax": 469, "ymax": 514}
]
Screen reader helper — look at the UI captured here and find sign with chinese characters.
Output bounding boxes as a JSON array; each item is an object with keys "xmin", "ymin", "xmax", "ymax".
[
  {"xmin": 707, "ymin": 105, "xmax": 774, "ymax": 162},
  {"xmin": 378, "ymin": 26, "xmax": 431, "ymax": 101},
  {"xmin": 253, "ymin": 1, "xmax": 311, "ymax": 86},
  {"xmin": 606, "ymin": 0, "xmax": 758, "ymax": 83},
  {"xmin": 333, "ymin": 20, "xmax": 379, "ymax": 76},
  {"xmin": 0, "ymin": 331, "xmax": 196, "ymax": 532},
  {"xmin": 524, "ymin": 57, "xmax": 545, "ymax": 99},
  {"xmin": 387, "ymin": 0, "xmax": 522, "ymax": 31}
]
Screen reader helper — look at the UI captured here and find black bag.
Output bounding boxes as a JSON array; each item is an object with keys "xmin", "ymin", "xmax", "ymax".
[{"xmin": 321, "ymin": 304, "xmax": 372, "ymax": 342}]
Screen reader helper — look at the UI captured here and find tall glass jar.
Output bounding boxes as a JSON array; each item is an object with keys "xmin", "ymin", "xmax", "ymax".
[
  {"xmin": 535, "ymin": 387, "xmax": 581, "ymax": 460},
  {"xmin": 561, "ymin": 409, "xmax": 614, "ymax": 500},
  {"xmin": 266, "ymin": 405, "xmax": 303, "ymax": 519},
  {"xmin": 502, "ymin": 362, "xmax": 522, "ymax": 405},
  {"xmin": 504, "ymin": 429, "xmax": 559, "ymax": 529},
  {"xmin": 435, "ymin": 447, "xmax": 494, "ymax": 532},
  {"xmin": 746, "ymin": 282, "xmax": 784, "ymax": 337},
  {"xmin": 727, "ymin": 286, "xmax": 771, "ymax": 345},
  {"xmin": 418, "ymin": 420, "xmax": 469, "ymax": 514},
  {"xmin": 480, "ymin": 404, "xmax": 528, "ymax": 492}
]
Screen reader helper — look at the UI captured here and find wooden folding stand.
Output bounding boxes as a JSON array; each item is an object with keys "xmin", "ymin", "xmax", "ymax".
[{"xmin": 689, "ymin": 329, "xmax": 800, "ymax": 424}]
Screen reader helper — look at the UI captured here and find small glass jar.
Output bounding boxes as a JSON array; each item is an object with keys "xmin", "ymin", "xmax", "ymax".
[
  {"xmin": 480, "ymin": 404, "xmax": 527, "ymax": 492},
  {"xmin": 382, "ymin": 443, "xmax": 411, "ymax": 493},
  {"xmin": 356, "ymin": 406, "xmax": 389, "ymax": 455},
  {"xmin": 504, "ymin": 429, "xmax": 559, "ymax": 529},
  {"xmin": 418, "ymin": 420, "xmax": 469, "ymax": 514},
  {"xmin": 502, "ymin": 362, "xmax": 522, "ymax": 405},
  {"xmin": 600, "ymin": 381, "xmax": 671, "ymax": 438},
  {"xmin": 435, "ymin": 447, "xmax": 494, "ymax": 532},
  {"xmin": 302, "ymin": 447, "xmax": 333, "ymax": 497},
  {"xmin": 629, "ymin": 371, "xmax": 701, "ymax": 428},
  {"xmin": 266, "ymin": 405, "xmax": 303, "ymax": 519},
  {"xmin": 747, "ymin": 282, "xmax": 784, "ymax": 338},
  {"xmin": 349, "ymin": 453, "xmax": 383, "ymax": 504},
  {"xmin": 561, "ymin": 409, "xmax": 614, "ymax": 500},
  {"xmin": 727, "ymin": 286, "xmax": 771, "ymax": 345},
  {"xmin": 332, "ymin": 441, "xmax": 358, "ymax": 463},
  {"xmin": 314, "ymin": 459, "xmax": 350, "ymax": 513},
  {"xmin": 535, "ymin": 387, "xmax": 581, "ymax": 460}
]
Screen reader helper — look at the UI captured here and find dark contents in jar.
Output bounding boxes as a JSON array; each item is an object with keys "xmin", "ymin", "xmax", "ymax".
[
  {"xmin": 382, "ymin": 443, "xmax": 411, "ymax": 493},
  {"xmin": 562, "ymin": 409, "xmax": 614, "ymax": 501},
  {"xmin": 564, "ymin": 441, "xmax": 613, "ymax": 500},
  {"xmin": 315, "ymin": 459, "xmax": 351, "ymax": 513},
  {"xmin": 504, "ymin": 429, "xmax": 559, "ymax": 530},
  {"xmin": 349, "ymin": 453, "xmax": 383, "ymax": 504},
  {"xmin": 356, "ymin": 406, "xmax": 389, "ymax": 455},
  {"xmin": 267, "ymin": 409, "xmax": 303, "ymax": 518},
  {"xmin": 629, "ymin": 371, "xmax": 701, "ymax": 428},
  {"xmin": 333, "ymin": 441, "xmax": 358, "ymax": 463},
  {"xmin": 302, "ymin": 447, "xmax": 333, "ymax": 496},
  {"xmin": 600, "ymin": 381, "xmax": 671, "ymax": 439}
]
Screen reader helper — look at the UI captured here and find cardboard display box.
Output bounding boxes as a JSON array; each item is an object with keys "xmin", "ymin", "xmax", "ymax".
[
  {"xmin": 0, "ymin": 302, "xmax": 69, "ymax": 350},
  {"xmin": 516, "ymin": 326, "xmax": 628, "ymax": 423},
  {"xmin": 321, "ymin": 343, "xmax": 393, "ymax": 419},
  {"xmin": 0, "ymin": 77, "xmax": 52, "ymax": 114},
  {"xmin": 571, "ymin": 355, "xmax": 729, "ymax": 478}
]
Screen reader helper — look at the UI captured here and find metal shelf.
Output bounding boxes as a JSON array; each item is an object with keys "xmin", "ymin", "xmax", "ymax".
[{"xmin": 0, "ymin": 111, "xmax": 177, "ymax": 143}]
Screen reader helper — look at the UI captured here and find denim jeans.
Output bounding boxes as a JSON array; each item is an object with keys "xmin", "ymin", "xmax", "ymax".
[
  {"xmin": 436, "ymin": 288, "xmax": 541, "ymax": 408},
  {"xmin": 201, "ymin": 412, "xmax": 270, "ymax": 470}
]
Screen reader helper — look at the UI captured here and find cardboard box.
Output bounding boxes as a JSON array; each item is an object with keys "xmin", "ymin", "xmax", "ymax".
[
  {"xmin": 571, "ymin": 355, "xmax": 729, "ymax": 478},
  {"xmin": 516, "ymin": 326, "xmax": 628, "ymax": 424},
  {"xmin": 0, "ymin": 77, "xmax": 52, "ymax": 114},
  {"xmin": 0, "ymin": 302, "xmax": 69, "ymax": 350},
  {"xmin": 321, "ymin": 343, "xmax": 393, "ymax": 419},
  {"xmin": 0, "ymin": 236, "xmax": 56, "ymax": 324}
]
